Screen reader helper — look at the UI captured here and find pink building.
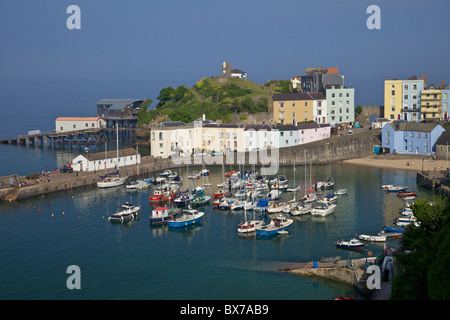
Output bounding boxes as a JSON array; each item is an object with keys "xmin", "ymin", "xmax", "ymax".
[{"xmin": 297, "ymin": 122, "xmax": 331, "ymax": 145}]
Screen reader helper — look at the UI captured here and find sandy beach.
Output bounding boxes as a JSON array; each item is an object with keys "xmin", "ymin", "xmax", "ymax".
[{"xmin": 343, "ymin": 154, "xmax": 448, "ymax": 174}]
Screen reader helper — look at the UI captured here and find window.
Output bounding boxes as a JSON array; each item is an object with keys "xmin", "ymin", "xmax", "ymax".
[
  {"xmin": 404, "ymin": 94, "xmax": 408, "ymax": 100},
  {"xmin": 331, "ymin": 93, "xmax": 335, "ymax": 98},
  {"xmin": 305, "ymin": 102, "xmax": 308, "ymax": 107},
  {"xmin": 159, "ymin": 132, "xmax": 163, "ymax": 140},
  {"xmin": 386, "ymin": 131, "xmax": 390, "ymax": 138},
  {"xmin": 391, "ymin": 90, "xmax": 395, "ymax": 95},
  {"xmin": 60, "ymin": 127, "xmax": 63, "ymax": 131},
  {"xmin": 413, "ymin": 84, "xmax": 417, "ymax": 90},
  {"xmin": 346, "ymin": 93, "xmax": 350, "ymax": 97},
  {"xmin": 279, "ymin": 102, "xmax": 284, "ymax": 108},
  {"xmin": 386, "ymin": 139, "xmax": 390, "ymax": 145},
  {"xmin": 73, "ymin": 124, "xmax": 76, "ymax": 129},
  {"xmin": 292, "ymin": 102, "xmax": 295, "ymax": 107},
  {"xmin": 416, "ymin": 132, "xmax": 420, "ymax": 138},
  {"xmin": 85, "ymin": 123, "xmax": 88, "ymax": 127},
  {"xmin": 404, "ymin": 85, "xmax": 408, "ymax": 90},
  {"xmin": 159, "ymin": 143, "xmax": 163, "ymax": 148}
]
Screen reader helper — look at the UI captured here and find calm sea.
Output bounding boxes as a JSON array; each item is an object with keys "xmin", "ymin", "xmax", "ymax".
[{"xmin": 0, "ymin": 141, "xmax": 425, "ymax": 300}]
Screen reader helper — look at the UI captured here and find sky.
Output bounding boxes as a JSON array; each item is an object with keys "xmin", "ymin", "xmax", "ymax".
[{"xmin": 0, "ymin": 0, "xmax": 449, "ymax": 136}]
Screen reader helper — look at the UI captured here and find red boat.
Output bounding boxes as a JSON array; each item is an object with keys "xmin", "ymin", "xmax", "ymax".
[
  {"xmin": 397, "ymin": 191, "xmax": 418, "ymax": 197},
  {"xmin": 213, "ymin": 190, "xmax": 227, "ymax": 198},
  {"xmin": 149, "ymin": 188, "xmax": 177, "ymax": 203}
]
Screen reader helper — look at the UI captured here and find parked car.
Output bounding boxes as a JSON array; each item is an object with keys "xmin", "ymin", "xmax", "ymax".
[
  {"xmin": 347, "ymin": 130, "xmax": 353, "ymax": 135},
  {"xmin": 210, "ymin": 151, "xmax": 223, "ymax": 157},
  {"xmin": 60, "ymin": 166, "xmax": 73, "ymax": 173}
]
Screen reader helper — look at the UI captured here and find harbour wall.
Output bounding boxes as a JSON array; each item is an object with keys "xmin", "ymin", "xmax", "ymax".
[{"xmin": 416, "ymin": 171, "xmax": 450, "ymax": 196}]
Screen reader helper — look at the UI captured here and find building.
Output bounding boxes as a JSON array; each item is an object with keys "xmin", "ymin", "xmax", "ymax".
[
  {"xmin": 381, "ymin": 122, "xmax": 446, "ymax": 155},
  {"xmin": 268, "ymin": 92, "xmax": 326, "ymax": 125},
  {"xmin": 421, "ymin": 84, "xmax": 442, "ymax": 122},
  {"xmin": 231, "ymin": 69, "xmax": 247, "ymax": 79},
  {"xmin": 324, "ymin": 86, "xmax": 355, "ymax": 125},
  {"xmin": 300, "ymin": 67, "xmax": 327, "ymax": 93},
  {"xmin": 244, "ymin": 124, "xmax": 275, "ymax": 151},
  {"xmin": 272, "ymin": 125, "xmax": 298, "ymax": 148},
  {"xmin": 371, "ymin": 118, "xmax": 390, "ymax": 129},
  {"xmin": 150, "ymin": 123, "xmax": 200, "ymax": 158},
  {"xmin": 55, "ymin": 117, "xmax": 107, "ymax": 133},
  {"xmin": 384, "ymin": 79, "xmax": 403, "ymax": 122},
  {"xmin": 202, "ymin": 124, "xmax": 245, "ymax": 155},
  {"xmin": 435, "ymin": 130, "xmax": 450, "ymax": 160},
  {"xmin": 442, "ymin": 84, "xmax": 450, "ymax": 121},
  {"xmin": 401, "ymin": 76, "xmax": 425, "ymax": 122},
  {"xmin": 297, "ymin": 122, "xmax": 331, "ymax": 145},
  {"xmin": 71, "ymin": 148, "xmax": 140, "ymax": 172},
  {"xmin": 96, "ymin": 99, "xmax": 143, "ymax": 127}
]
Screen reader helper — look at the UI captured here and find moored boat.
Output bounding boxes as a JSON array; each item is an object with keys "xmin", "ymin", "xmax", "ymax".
[
  {"xmin": 397, "ymin": 191, "xmax": 418, "ymax": 198},
  {"xmin": 334, "ymin": 189, "xmax": 347, "ymax": 196},
  {"xmin": 255, "ymin": 215, "xmax": 293, "ymax": 236},
  {"xmin": 108, "ymin": 202, "xmax": 140, "ymax": 223},
  {"xmin": 311, "ymin": 200, "xmax": 336, "ymax": 217},
  {"xmin": 359, "ymin": 234, "xmax": 386, "ymax": 242},
  {"xmin": 168, "ymin": 209, "xmax": 204, "ymax": 228},
  {"xmin": 150, "ymin": 206, "xmax": 179, "ymax": 225},
  {"xmin": 335, "ymin": 238, "xmax": 365, "ymax": 250},
  {"xmin": 386, "ymin": 186, "xmax": 408, "ymax": 193}
]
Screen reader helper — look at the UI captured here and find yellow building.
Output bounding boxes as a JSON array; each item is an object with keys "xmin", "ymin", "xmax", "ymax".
[
  {"xmin": 421, "ymin": 84, "xmax": 442, "ymax": 122},
  {"xmin": 384, "ymin": 79, "xmax": 403, "ymax": 121},
  {"xmin": 268, "ymin": 92, "xmax": 325, "ymax": 125}
]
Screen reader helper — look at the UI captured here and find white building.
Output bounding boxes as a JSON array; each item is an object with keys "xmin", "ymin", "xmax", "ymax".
[
  {"xmin": 244, "ymin": 124, "xmax": 276, "ymax": 151},
  {"xmin": 312, "ymin": 98, "xmax": 328, "ymax": 124},
  {"xmin": 231, "ymin": 69, "xmax": 247, "ymax": 79},
  {"xmin": 55, "ymin": 117, "xmax": 106, "ymax": 133},
  {"xmin": 71, "ymin": 148, "xmax": 140, "ymax": 172}
]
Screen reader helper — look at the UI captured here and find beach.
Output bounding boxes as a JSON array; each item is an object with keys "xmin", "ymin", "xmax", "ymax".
[{"xmin": 343, "ymin": 154, "xmax": 448, "ymax": 173}]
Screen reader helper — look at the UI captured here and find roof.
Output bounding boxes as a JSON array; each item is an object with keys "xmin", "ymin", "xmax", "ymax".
[
  {"xmin": 436, "ymin": 131, "xmax": 450, "ymax": 145},
  {"xmin": 372, "ymin": 118, "xmax": 389, "ymax": 123},
  {"xmin": 273, "ymin": 124, "xmax": 298, "ymax": 131},
  {"xmin": 297, "ymin": 122, "xmax": 321, "ymax": 129},
  {"xmin": 56, "ymin": 117, "xmax": 103, "ymax": 121},
  {"xmin": 84, "ymin": 148, "xmax": 138, "ymax": 161},
  {"xmin": 158, "ymin": 121, "xmax": 186, "ymax": 127},
  {"xmin": 96, "ymin": 99, "xmax": 143, "ymax": 110},
  {"xmin": 244, "ymin": 124, "xmax": 272, "ymax": 131},
  {"xmin": 231, "ymin": 69, "xmax": 246, "ymax": 74},
  {"xmin": 271, "ymin": 92, "xmax": 325, "ymax": 101},
  {"xmin": 203, "ymin": 124, "xmax": 244, "ymax": 128},
  {"xmin": 390, "ymin": 122, "xmax": 441, "ymax": 132}
]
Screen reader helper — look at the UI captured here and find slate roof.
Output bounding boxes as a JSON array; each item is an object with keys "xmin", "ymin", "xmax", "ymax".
[
  {"xmin": 391, "ymin": 122, "xmax": 440, "ymax": 132},
  {"xmin": 96, "ymin": 99, "xmax": 143, "ymax": 110},
  {"xmin": 436, "ymin": 131, "xmax": 450, "ymax": 145},
  {"xmin": 271, "ymin": 92, "xmax": 325, "ymax": 101},
  {"xmin": 272, "ymin": 124, "xmax": 298, "ymax": 131},
  {"xmin": 244, "ymin": 124, "xmax": 272, "ymax": 131}
]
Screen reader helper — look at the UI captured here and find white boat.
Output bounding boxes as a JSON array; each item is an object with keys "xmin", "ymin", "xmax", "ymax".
[
  {"xmin": 108, "ymin": 202, "xmax": 141, "ymax": 222},
  {"xmin": 267, "ymin": 189, "xmax": 281, "ymax": 200},
  {"xmin": 335, "ymin": 238, "xmax": 364, "ymax": 250},
  {"xmin": 291, "ymin": 203, "xmax": 312, "ymax": 216},
  {"xmin": 359, "ymin": 234, "xmax": 387, "ymax": 242},
  {"xmin": 396, "ymin": 215, "xmax": 419, "ymax": 227},
  {"xmin": 282, "ymin": 201, "xmax": 298, "ymax": 214},
  {"xmin": 300, "ymin": 192, "xmax": 317, "ymax": 203},
  {"xmin": 158, "ymin": 170, "xmax": 172, "ymax": 177},
  {"xmin": 323, "ymin": 193, "xmax": 337, "ymax": 204},
  {"xmin": 126, "ymin": 179, "xmax": 150, "ymax": 190},
  {"xmin": 188, "ymin": 171, "xmax": 201, "ymax": 179},
  {"xmin": 335, "ymin": 189, "xmax": 347, "ymax": 196},
  {"xmin": 168, "ymin": 209, "xmax": 204, "ymax": 228},
  {"xmin": 266, "ymin": 201, "xmax": 284, "ymax": 213},
  {"xmin": 311, "ymin": 200, "xmax": 336, "ymax": 217},
  {"xmin": 255, "ymin": 215, "xmax": 293, "ymax": 236},
  {"xmin": 381, "ymin": 185, "xmax": 393, "ymax": 190},
  {"xmin": 238, "ymin": 220, "xmax": 263, "ymax": 233}
]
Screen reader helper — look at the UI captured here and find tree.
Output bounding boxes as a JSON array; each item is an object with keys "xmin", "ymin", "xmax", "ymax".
[
  {"xmin": 169, "ymin": 109, "xmax": 192, "ymax": 123},
  {"xmin": 355, "ymin": 105, "xmax": 363, "ymax": 117},
  {"xmin": 157, "ymin": 87, "xmax": 175, "ymax": 106}
]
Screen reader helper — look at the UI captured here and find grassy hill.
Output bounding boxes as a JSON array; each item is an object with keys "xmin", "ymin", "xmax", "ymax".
[{"xmin": 137, "ymin": 77, "xmax": 274, "ymax": 125}]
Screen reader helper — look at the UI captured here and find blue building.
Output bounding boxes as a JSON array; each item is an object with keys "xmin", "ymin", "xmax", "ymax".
[
  {"xmin": 272, "ymin": 125, "xmax": 299, "ymax": 148},
  {"xmin": 381, "ymin": 122, "xmax": 446, "ymax": 155},
  {"xmin": 401, "ymin": 76, "xmax": 424, "ymax": 122}
]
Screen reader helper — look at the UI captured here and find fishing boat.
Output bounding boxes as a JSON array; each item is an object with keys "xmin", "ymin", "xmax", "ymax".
[
  {"xmin": 397, "ymin": 191, "xmax": 418, "ymax": 198},
  {"xmin": 150, "ymin": 206, "xmax": 179, "ymax": 225},
  {"xmin": 359, "ymin": 234, "xmax": 387, "ymax": 242},
  {"xmin": 173, "ymin": 192, "xmax": 194, "ymax": 206},
  {"xmin": 386, "ymin": 186, "xmax": 408, "ymax": 193},
  {"xmin": 291, "ymin": 203, "xmax": 312, "ymax": 215},
  {"xmin": 149, "ymin": 188, "xmax": 177, "ymax": 203},
  {"xmin": 190, "ymin": 195, "xmax": 211, "ymax": 207},
  {"xmin": 334, "ymin": 189, "xmax": 348, "ymax": 196},
  {"xmin": 108, "ymin": 202, "xmax": 140, "ymax": 222},
  {"xmin": 311, "ymin": 200, "xmax": 336, "ymax": 217},
  {"xmin": 255, "ymin": 215, "xmax": 293, "ymax": 236},
  {"xmin": 335, "ymin": 238, "xmax": 364, "ymax": 250},
  {"xmin": 237, "ymin": 210, "xmax": 263, "ymax": 233},
  {"xmin": 168, "ymin": 209, "xmax": 204, "ymax": 228}
]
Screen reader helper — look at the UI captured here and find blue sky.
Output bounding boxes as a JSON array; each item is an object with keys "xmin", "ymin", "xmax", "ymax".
[{"xmin": 0, "ymin": 0, "xmax": 449, "ymax": 135}]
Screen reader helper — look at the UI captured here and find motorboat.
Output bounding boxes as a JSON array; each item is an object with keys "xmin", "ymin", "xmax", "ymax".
[
  {"xmin": 335, "ymin": 238, "xmax": 364, "ymax": 250},
  {"xmin": 126, "ymin": 179, "xmax": 150, "ymax": 190},
  {"xmin": 311, "ymin": 200, "xmax": 336, "ymax": 217},
  {"xmin": 237, "ymin": 220, "xmax": 263, "ymax": 233},
  {"xmin": 168, "ymin": 209, "xmax": 204, "ymax": 228},
  {"xmin": 108, "ymin": 202, "xmax": 140, "ymax": 223},
  {"xmin": 200, "ymin": 169, "xmax": 210, "ymax": 176},
  {"xmin": 150, "ymin": 206, "xmax": 179, "ymax": 225},
  {"xmin": 291, "ymin": 203, "xmax": 312, "ymax": 216},
  {"xmin": 190, "ymin": 195, "xmax": 211, "ymax": 207},
  {"xmin": 359, "ymin": 234, "xmax": 387, "ymax": 242},
  {"xmin": 255, "ymin": 215, "xmax": 293, "ymax": 236},
  {"xmin": 323, "ymin": 193, "xmax": 337, "ymax": 204},
  {"xmin": 266, "ymin": 201, "xmax": 285, "ymax": 214},
  {"xmin": 334, "ymin": 189, "xmax": 347, "ymax": 196},
  {"xmin": 188, "ymin": 171, "xmax": 201, "ymax": 179},
  {"xmin": 174, "ymin": 192, "xmax": 194, "ymax": 206},
  {"xmin": 158, "ymin": 170, "xmax": 172, "ymax": 177},
  {"xmin": 386, "ymin": 186, "xmax": 408, "ymax": 193},
  {"xmin": 149, "ymin": 188, "xmax": 177, "ymax": 203}
]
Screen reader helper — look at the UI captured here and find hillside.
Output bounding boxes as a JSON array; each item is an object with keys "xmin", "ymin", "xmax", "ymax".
[{"xmin": 137, "ymin": 77, "xmax": 275, "ymax": 125}]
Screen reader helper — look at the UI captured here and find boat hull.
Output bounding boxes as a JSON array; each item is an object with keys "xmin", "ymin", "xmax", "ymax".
[{"xmin": 168, "ymin": 211, "xmax": 204, "ymax": 228}]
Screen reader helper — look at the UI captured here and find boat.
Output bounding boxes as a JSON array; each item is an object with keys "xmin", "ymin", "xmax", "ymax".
[
  {"xmin": 167, "ymin": 171, "xmax": 178, "ymax": 179},
  {"xmin": 381, "ymin": 184, "xmax": 393, "ymax": 190},
  {"xmin": 267, "ymin": 189, "xmax": 281, "ymax": 200},
  {"xmin": 386, "ymin": 186, "xmax": 408, "ymax": 192},
  {"xmin": 168, "ymin": 209, "xmax": 204, "ymax": 228},
  {"xmin": 213, "ymin": 190, "xmax": 227, "ymax": 198},
  {"xmin": 255, "ymin": 215, "xmax": 293, "ymax": 236},
  {"xmin": 384, "ymin": 225, "xmax": 404, "ymax": 233},
  {"xmin": 334, "ymin": 189, "xmax": 347, "ymax": 196},
  {"xmin": 108, "ymin": 202, "xmax": 140, "ymax": 222},
  {"xmin": 190, "ymin": 195, "xmax": 211, "ymax": 207},
  {"xmin": 230, "ymin": 200, "xmax": 245, "ymax": 211},
  {"xmin": 126, "ymin": 179, "xmax": 150, "ymax": 190},
  {"xmin": 97, "ymin": 125, "xmax": 129, "ymax": 188},
  {"xmin": 188, "ymin": 171, "xmax": 201, "ymax": 179},
  {"xmin": 150, "ymin": 206, "xmax": 179, "ymax": 225},
  {"xmin": 311, "ymin": 200, "xmax": 336, "ymax": 217},
  {"xmin": 173, "ymin": 192, "xmax": 193, "ymax": 206},
  {"xmin": 291, "ymin": 203, "xmax": 312, "ymax": 215},
  {"xmin": 397, "ymin": 191, "xmax": 418, "ymax": 198},
  {"xmin": 149, "ymin": 188, "xmax": 177, "ymax": 203},
  {"xmin": 335, "ymin": 238, "xmax": 365, "ymax": 250},
  {"xmin": 359, "ymin": 234, "xmax": 387, "ymax": 242},
  {"xmin": 237, "ymin": 210, "xmax": 263, "ymax": 233},
  {"xmin": 282, "ymin": 201, "xmax": 298, "ymax": 214},
  {"xmin": 320, "ymin": 256, "xmax": 341, "ymax": 263},
  {"xmin": 286, "ymin": 185, "xmax": 299, "ymax": 192},
  {"xmin": 158, "ymin": 170, "xmax": 172, "ymax": 177},
  {"xmin": 323, "ymin": 193, "xmax": 337, "ymax": 204},
  {"xmin": 200, "ymin": 169, "xmax": 210, "ymax": 176},
  {"xmin": 396, "ymin": 215, "xmax": 419, "ymax": 227},
  {"xmin": 266, "ymin": 201, "xmax": 285, "ymax": 213}
]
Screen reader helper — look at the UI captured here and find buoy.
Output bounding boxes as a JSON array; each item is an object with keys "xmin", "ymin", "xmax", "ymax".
[
  {"xmin": 63, "ymin": 212, "xmax": 65, "ymax": 215},
  {"xmin": 38, "ymin": 209, "xmax": 41, "ymax": 212},
  {"xmin": 51, "ymin": 214, "xmax": 54, "ymax": 217},
  {"xmin": 72, "ymin": 196, "xmax": 74, "ymax": 199},
  {"xmin": 79, "ymin": 216, "xmax": 81, "ymax": 219}
]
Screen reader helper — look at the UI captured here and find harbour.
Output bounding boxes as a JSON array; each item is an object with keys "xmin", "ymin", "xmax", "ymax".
[{"xmin": 0, "ymin": 143, "xmax": 422, "ymax": 300}]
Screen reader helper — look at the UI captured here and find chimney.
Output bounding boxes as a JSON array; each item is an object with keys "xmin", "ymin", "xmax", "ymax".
[{"xmin": 442, "ymin": 80, "xmax": 445, "ymax": 89}]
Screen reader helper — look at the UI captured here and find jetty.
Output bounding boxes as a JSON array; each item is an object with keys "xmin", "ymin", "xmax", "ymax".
[{"xmin": 279, "ymin": 256, "xmax": 393, "ymax": 299}]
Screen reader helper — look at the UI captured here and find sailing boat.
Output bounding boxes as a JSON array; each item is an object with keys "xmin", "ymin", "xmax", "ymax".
[
  {"xmin": 126, "ymin": 145, "xmax": 150, "ymax": 190},
  {"xmin": 300, "ymin": 155, "xmax": 317, "ymax": 203},
  {"xmin": 97, "ymin": 124, "xmax": 128, "ymax": 188}
]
